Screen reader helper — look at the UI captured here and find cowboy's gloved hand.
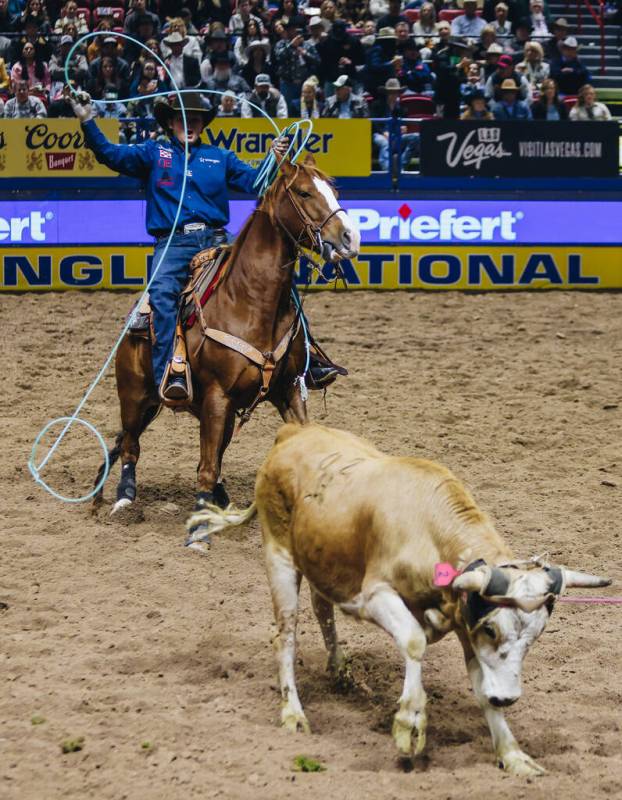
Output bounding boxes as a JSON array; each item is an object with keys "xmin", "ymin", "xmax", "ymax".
[
  {"xmin": 65, "ymin": 88, "xmax": 95, "ymax": 123},
  {"xmin": 271, "ymin": 135, "xmax": 289, "ymax": 164}
]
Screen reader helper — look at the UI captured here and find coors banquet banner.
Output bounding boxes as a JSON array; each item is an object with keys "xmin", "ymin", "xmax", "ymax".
[{"xmin": 420, "ymin": 120, "xmax": 619, "ymax": 178}]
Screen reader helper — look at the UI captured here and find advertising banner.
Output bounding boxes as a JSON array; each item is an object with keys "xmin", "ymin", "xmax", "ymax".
[
  {"xmin": 420, "ymin": 120, "xmax": 619, "ymax": 177},
  {"xmin": 1, "ymin": 199, "xmax": 621, "ymax": 246},
  {"xmin": 0, "ymin": 118, "xmax": 370, "ymax": 179},
  {"xmin": 2, "ymin": 245, "xmax": 620, "ymax": 291},
  {"xmin": 0, "ymin": 119, "xmax": 119, "ymax": 177}
]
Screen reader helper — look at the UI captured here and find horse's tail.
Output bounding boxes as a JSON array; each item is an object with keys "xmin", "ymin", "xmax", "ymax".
[{"xmin": 185, "ymin": 501, "xmax": 258, "ymax": 539}]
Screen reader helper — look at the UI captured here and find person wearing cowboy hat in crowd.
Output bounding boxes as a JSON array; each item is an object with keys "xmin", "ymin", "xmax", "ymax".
[
  {"xmin": 432, "ymin": 27, "xmax": 473, "ymax": 117},
  {"xmin": 205, "ymin": 52, "xmax": 251, "ymax": 96},
  {"xmin": 200, "ymin": 27, "xmax": 230, "ymax": 82},
  {"xmin": 370, "ymin": 77, "xmax": 420, "ymax": 171},
  {"xmin": 163, "ymin": 31, "xmax": 202, "ymax": 89},
  {"xmin": 543, "ymin": 16, "xmax": 570, "ymax": 61},
  {"xmin": 491, "ymin": 76, "xmax": 531, "ymax": 117},
  {"xmin": 241, "ymin": 73, "xmax": 288, "ymax": 117},
  {"xmin": 317, "ymin": 18, "xmax": 365, "ymax": 97},
  {"xmin": 233, "ymin": 18, "xmax": 269, "ymax": 67},
  {"xmin": 322, "ymin": 74, "xmax": 369, "ymax": 117},
  {"xmin": 216, "ymin": 89, "xmax": 242, "ymax": 116},
  {"xmin": 363, "ymin": 26, "xmax": 401, "ymax": 94},
  {"xmin": 483, "ymin": 42, "xmax": 503, "ymax": 76},
  {"xmin": 484, "ymin": 52, "xmax": 532, "ymax": 101},
  {"xmin": 452, "ymin": 0, "xmax": 487, "ymax": 40},
  {"xmin": 460, "ymin": 86, "xmax": 494, "ymax": 118},
  {"xmin": 400, "ymin": 38, "xmax": 434, "ymax": 95},
  {"xmin": 240, "ymin": 38, "xmax": 275, "ymax": 87},
  {"xmin": 549, "ymin": 35, "xmax": 591, "ymax": 96},
  {"xmin": 67, "ymin": 91, "xmax": 331, "ymax": 401}
]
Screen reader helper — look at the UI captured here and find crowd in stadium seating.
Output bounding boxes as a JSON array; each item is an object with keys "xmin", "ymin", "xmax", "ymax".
[{"xmin": 0, "ymin": 0, "xmax": 614, "ymax": 160}]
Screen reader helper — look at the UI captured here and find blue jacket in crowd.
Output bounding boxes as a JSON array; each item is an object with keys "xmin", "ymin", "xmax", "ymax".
[{"xmin": 82, "ymin": 119, "xmax": 260, "ymax": 235}]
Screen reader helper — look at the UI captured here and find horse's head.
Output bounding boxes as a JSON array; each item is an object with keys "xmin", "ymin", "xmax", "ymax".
[{"xmin": 271, "ymin": 155, "xmax": 360, "ymax": 262}]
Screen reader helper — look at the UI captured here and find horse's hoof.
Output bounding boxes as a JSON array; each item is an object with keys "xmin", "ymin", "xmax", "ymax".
[
  {"xmin": 213, "ymin": 482, "xmax": 230, "ymax": 509},
  {"xmin": 185, "ymin": 538, "xmax": 210, "ymax": 554},
  {"xmin": 111, "ymin": 497, "xmax": 132, "ymax": 516}
]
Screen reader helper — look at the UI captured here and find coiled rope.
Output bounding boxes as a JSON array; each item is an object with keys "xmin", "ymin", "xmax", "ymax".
[{"xmin": 28, "ymin": 30, "xmax": 314, "ymax": 503}]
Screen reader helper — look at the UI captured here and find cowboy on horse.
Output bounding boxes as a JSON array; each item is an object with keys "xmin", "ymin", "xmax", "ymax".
[{"xmin": 68, "ymin": 90, "xmax": 339, "ymax": 402}]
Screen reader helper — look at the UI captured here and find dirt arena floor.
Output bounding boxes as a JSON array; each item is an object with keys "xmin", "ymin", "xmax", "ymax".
[{"xmin": 1, "ymin": 290, "xmax": 621, "ymax": 800}]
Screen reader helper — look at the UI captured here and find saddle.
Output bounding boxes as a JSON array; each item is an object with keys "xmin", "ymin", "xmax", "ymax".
[{"xmin": 127, "ymin": 245, "xmax": 232, "ymax": 338}]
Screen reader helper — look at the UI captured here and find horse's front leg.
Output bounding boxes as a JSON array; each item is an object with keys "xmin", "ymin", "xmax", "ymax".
[{"xmin": 196, "ymin": 385, "xmax": 234, "ymax": 508}]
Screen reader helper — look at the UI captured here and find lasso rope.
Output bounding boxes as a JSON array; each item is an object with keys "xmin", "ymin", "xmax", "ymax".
[{"xmin": 28, "ymin": 30, "xmax": 314, "ymax": 503}]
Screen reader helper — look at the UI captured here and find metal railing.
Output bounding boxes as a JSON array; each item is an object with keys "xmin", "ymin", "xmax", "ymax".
[{"xmin": 576, "ymin": 0, "xmax": 607, "ymax": 75}]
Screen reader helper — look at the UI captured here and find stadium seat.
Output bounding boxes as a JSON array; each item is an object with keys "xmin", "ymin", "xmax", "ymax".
[
  {"xmin": 94, "ymin": 5, "xmax": 124, "ymax": 25},
  {"xmin": 400, "ymin": 94, "xmax": 436, "ymax": 132},
  {"xmin": 76, "ymin": 7, "xmax": 91, "ymax": 27},
  {"xmin": 563, "ymin": 95, "xmax": 578, "ymax": 110},
  {"xmin": 404, "ymin": 9, "xmax": 420, "ymax": 23},
  {"xmin": 438, "ymin": 8, "xmax": 481, "ymax": 21}
]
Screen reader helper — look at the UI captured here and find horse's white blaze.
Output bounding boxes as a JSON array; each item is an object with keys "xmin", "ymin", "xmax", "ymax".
[{"xmin": 312, "ymin": 176, "xmax": 360, "ymax": 253}]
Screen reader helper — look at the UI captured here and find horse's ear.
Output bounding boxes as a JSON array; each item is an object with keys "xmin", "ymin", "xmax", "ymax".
[{"xmin": 303, "ymin": 153, "xmax": 316, "ymax": 167}]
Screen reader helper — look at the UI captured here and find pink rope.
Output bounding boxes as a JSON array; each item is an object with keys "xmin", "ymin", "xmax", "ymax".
[{"xmin": 558, "ymin": 597, "xmax": 622, "ymax": 605}]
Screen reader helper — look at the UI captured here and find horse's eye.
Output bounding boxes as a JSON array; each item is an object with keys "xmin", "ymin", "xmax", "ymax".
[
  {"xmin": 297, "ymin": 190, "xmax": 311, "ymax": 199},
  {"xmin": 482, "ymin": 624, "xmax": 496, "ymax": 640}
]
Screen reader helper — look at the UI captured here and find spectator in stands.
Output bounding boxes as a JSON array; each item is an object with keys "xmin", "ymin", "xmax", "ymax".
[
  {"xmin": 363, "ymin": 26, "xmax": 400, "ymax": 94},
  {"xmin": 510, "ymin": 17, "xmax": 532, "ymax": 55},
  {"xmin": 234, "ymin": 18, "xmax": 267, "ymax": 66},
  {"xmin": 515, "ymin": 40, "xmax": 548, "ymax": 88},
  {"xmin": 23, "ymin": 0, "xmax": 52, "ymax": 36},
  {"xmin": 550, "ymin": 36, "xmax": 591, "ymax": 96},
  {"xmin": 161, "ymin": 18, "xmax": 202, "ymax": 61},
  {"xmin": 0, "ymin": 0, "xmax": 20, "ymax": 33},
  {"xmin": 461, "ymin": 87, "xmax": 494, "ymax": 118},
  {"xmin": 48, "ymin": 81, "xmax": 78, "ymax": 116},
  {"xmin": 273, "ymin": 19, "xmax": 319, "ymax": 110},
  {"xmin": 53, "ymin": 1, "xmax": 86, "ymax": 35},
  {"xmin": 395, "ymin": 20, "xmax": 411, "ymax": 50},
  {"xmin": 163, "ymin": 30, "xmax": 202, "ymax": 89},
  {"xmin": 128, "ymin": 57, "xmax": 170, "ymax": 116},
  {"xmin": 322, "ymin": 73, "xmax": 368, "ymax": 116},
  {"xmin": 461, "ymin": 61, "xmax": 484, "ymax": 96},
  {"xmin": 319, "ymin": 0, "xmax": 338, "ymax": 32},
  {"xmin": 123, "ymin": 14, "xmax": 160, "ymax": 64},
  {"xmin": 240, "ymin": 39, "xmax": 274, "ymax": 87},
  {"xmin": 412, "ymin": 3, "xmax": 438, "ymax": 58},
  {"xmin": 48, "ymin": 33, "xmax": 88, "ymax": 98},
  {"xmin": 0, "ymin": 54, "xmax": 8, "ymax": 89},
  {"xmin": 11, "ymin": 40, "xmax": 51, "ymax": 94},
  {"xmin": 491, "ymin": 2, "xmax": 512, "ymax": 50},
  {"xmin": 86, "ymin": 22, "xmax": 115, "ymax": 63},
  {"xmin": 229, "ymin": 0, "xmax": 264, "ymax": 35},
  {"xmin": 360, "ymin": 19, "xmax": 377, "ymax": 49},
  {"xmin": 452, "ymin": 0, "xmax": 487, "ymax": 40},
  {"xmin": 530, "ymin": 76, "xmax": 568, "ymax": 118},
  {"xmin": 216, "ymin": 88, "xmax": 242, "ymax": 116},
  {"xmin": 484, "ymin": 53, "xmax": 531, "ymax": 101},
  {"xmin": 124, "ymin": 0, "xmax": 161, "ymax": 38},
  {"xmin": 200, "ymin": 28, "xmax": 230, "ymax": 82},
  {"xmin": 369, "ymin": 0, "xmax": 388, "ymax": 19},
  {"xmin": 569, "ymin": 83, "xmax": 612, "ymax": 120},
  {"xmin": 491, "ymin": 76, "xmax": 531, "ymax": 117},
  {"xmin": 11, "ymin": 14, "xmax": 51, "ymax": 62},
  {"xmin": 317, "ymin": 18, "xmax": 364, "ymax": 95},
  {"xmin": 194, "ymin": 0, "xmax": 232, "ymax": 28},
  {"xmin": 4, "ymin": 78, "xmax": 47, "ymax": 116},
  {"xmin": 241, "ymin": 72, "xmax": 288, "ymax": 116},
  {"xmin": 400, "ymin": 39, "xmax": 434, "ymax": 94},
  {"xmin": 89, "ymin": 36, "xmax": 131, "ymax": 88},
  {"xmin": 543, "ymin": 16, "xmax": 569, "ymax": 61},
  {"xmin": 272, "ymin": 0, "xmax": 299, "ymax": 28},
  {"xmin": 94, "ymin": 84, "xmax": 128, "ymax": 119},
  {"xmin": 376, "ymin": 0, "xmax": 407, "ymax": 30},
  {"xmin": 205, "ymin": 52, "xmax": 250, "ymax": 94},
  {"xmin": 89, "ymin": 55, "xmax": 129, "ymax": 100},
  {"xmin": 370, "ymin": 78, "xmax": 419, "ymax": 171},
  {"xmin": 308, "ymin": 15, "xmax": 327, "ymax": 47},
  {"xmin": 528, "ymin": 0, "xmax": 549, "ymax": 39},
  {"xmin": 432, "ymin": 28, "xmax": 470, "ymax": 118},
  {"xmin": 483, "ymin": 42, "xmax": 503, "ymax": 76},
  {"xmin": 473, "ymin": 25, "xmax": 498, "ymax": 60},
  {"xmin": 289, "ymin": 76, "xmax": 323, "ymax": 117}
]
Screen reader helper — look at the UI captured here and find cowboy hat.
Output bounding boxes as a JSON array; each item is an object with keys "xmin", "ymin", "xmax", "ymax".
[
  {"xmin": 500, "ymin": 77, "xmax": 519, "ymax": 90},
  {"xmin": 383, "ymin": 77, "xmax": 404, "ymax": 92},
  {"xmin": 376, "ymin": 26, "xmax": 397, "ymax": 39},
  {"xmin": 456, "ymin": 0, "xmax": 484, "ymax": 8},
  {"xmin": 154, "ymin": 92, "xmax": 216, "ymax": 130},
  {"xmin": 163, "ymin": 31, "xmax": 189, "ymax": 46},
  {"xmin": 246, "ymin": 38, "xmax": 271, "ymax": 56}
]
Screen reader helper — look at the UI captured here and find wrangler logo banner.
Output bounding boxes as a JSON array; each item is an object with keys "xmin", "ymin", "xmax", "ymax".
[
  {"xmin": 203, "ymin": 118, "xmax": 371, "ymax": 175},
  {"xmin": 2, "ymin": 246, "xmax": 621, "ymax": 291},
  {"xmin": 0, "ymin": 119, "xmax": 119, "ymax": 177}
]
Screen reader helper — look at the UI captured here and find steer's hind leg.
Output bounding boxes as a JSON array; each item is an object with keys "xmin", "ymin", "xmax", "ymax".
[
  {"xmin": 310, "ymin": 588, "xmax": 352, "ymax": 692},
  {"xmin": 459, "ymin": 636, "xmax": 545, "ymax": 777},
  {"xmin": 265, "ymin": 542, "xmax": 310, "ymax": 734},
  {"xmin": 360, "ymin": 584, "xmax": 428, "ymax": 758}
]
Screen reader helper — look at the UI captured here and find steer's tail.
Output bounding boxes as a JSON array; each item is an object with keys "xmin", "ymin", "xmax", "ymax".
[{"xmin": 186, "ymin": 501, "xmax": 258, "ymax": 541}]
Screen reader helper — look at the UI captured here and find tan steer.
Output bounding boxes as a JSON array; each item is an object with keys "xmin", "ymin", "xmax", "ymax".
[{"xmin": 187, "ymin": 423, "xmax": 611, "ymax": 776}]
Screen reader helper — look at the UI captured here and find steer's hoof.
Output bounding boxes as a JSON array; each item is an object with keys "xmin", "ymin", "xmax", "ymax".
[
  {"xmin": 329, "ymin": 656, "xmax": 354, "ymax": 694},
  {"xmin": 281, "ymin": 708, "xmax": 311, "ymax": 734},
  {"xmin": 392, "ymin": 717, "xmax": 413, "ymax": 756},
  {"xmin": 499, "ymin": 750, "xmax": 546, "ymax": 777}
]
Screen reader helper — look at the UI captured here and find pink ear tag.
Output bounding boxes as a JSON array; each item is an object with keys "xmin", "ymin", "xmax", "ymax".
[{"xmin": 434, "ymin": 562, "xmax": 461, "ymax": 587}]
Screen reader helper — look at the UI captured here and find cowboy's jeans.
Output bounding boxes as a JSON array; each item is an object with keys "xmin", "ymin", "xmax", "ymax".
[{"xmin": 150, "ymin": 228, "xmax": 217, "ymax": 387}]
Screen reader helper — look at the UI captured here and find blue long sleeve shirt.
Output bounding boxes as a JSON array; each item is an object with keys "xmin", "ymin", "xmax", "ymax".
[{"xmin": 82, "ymin": 119, "xmax": 260, "ymax": 235}]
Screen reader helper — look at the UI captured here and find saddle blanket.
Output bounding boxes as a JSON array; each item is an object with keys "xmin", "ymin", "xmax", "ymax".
[{"xmin": 128, "ymin": 245, "xmax": 231, "ymax": 335}]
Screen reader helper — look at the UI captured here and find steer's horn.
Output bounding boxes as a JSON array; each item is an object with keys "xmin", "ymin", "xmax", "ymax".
[
  {"xmin": 453, "ymin": 568, "xmax": 489, "ymax": 593},
  {"xmin": 562, "ymin": 568, "xmax": 612, "ymax": 589}
]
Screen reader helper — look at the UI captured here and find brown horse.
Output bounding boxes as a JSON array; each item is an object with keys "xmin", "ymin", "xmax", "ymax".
[{"xmin": 94, "ymin": 156, "xmax": 360, "ymax": 528}]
